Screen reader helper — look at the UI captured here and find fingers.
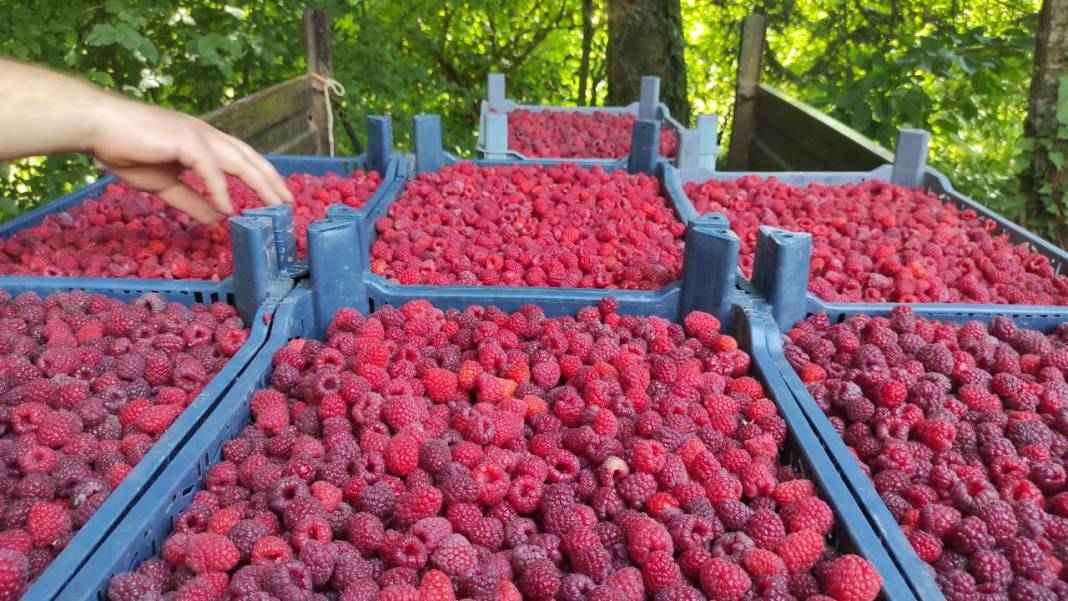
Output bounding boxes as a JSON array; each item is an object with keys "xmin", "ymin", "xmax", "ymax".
[
  {"xmin": 188, "ymin": 151, "xmax": 235, "ymax": 216},
  {"xmin": 212, "ymin": 136, "xmax": 287, "ymax": 207},
  {"xmin": 223, "ymin": 134, "xmax": 293, "ymax": 204},
  {"xmin": 154, "ymin": 180, "xmax": 220, "ymax": 225}
]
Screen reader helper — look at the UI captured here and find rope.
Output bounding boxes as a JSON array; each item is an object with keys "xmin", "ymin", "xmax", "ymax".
[{"xmin": 311, "ymin": 73, "xmax": 346, "ymax": 157}]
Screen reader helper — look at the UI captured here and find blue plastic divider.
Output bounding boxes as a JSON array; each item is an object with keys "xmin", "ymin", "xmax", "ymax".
[
  {"xmin": 0, "ymin": 117, "xmax": 406, "ymax": 304},
  {"xmin": 63, "ymin": 280, "xmax": 918, "ymax": 601},
  {"xmin": 11, "ymin": 275, "xmax": 292, "ymax": 601},
  {"xmin": 672, "ymin": 129, "xmax": 1068, "ymax": 312},
  {"xmin": 321, "ymin": 114, "xmax": 720, "ymax": 319},
  {"xmin": 475, "ymin": 73, "xmax": 696, "ymax": 165}
]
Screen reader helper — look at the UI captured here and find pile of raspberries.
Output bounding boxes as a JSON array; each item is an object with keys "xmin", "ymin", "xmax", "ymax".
[
  {"xmin": 505, "ymin": 109, "xmax": 678, "ymax": 159},
  {"xmin": 683, "ymin": 177, "xmax": 1068, "ymax": 305},
  {"xmin": 0, "ymin": 290, "xmax": 248, "ymax": 598},
  {"xmin": 370, "ymin": 163, "xmax": 685, "ymax": 289},
  {"xmin": 0, "ymin": 170, "xmax": 381, "ymax": 280},
  {"xmin": 785, "ymin": 306, "xmax": 1068, "ymax": 600},
  {"xmin": 106, "ymin": 298, "xmax": 880, "ymax": 601}
]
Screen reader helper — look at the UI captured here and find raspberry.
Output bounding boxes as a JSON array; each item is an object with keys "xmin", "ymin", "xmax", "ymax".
[
  {"xmin": 700, "ymin": 557, "xmax": 752, "ymax": 601},
  {"xmin": 26, "ymin": 501, "xmax": 71, "ymax": 547},
  {"xmin": 745, "ymin": 510, "xmax": 786, "ymax": 550},
  {"xmin": 782, "ymin": 496, "xmax": 833, "ymax": 535},
  {"xmin": 641, "ymin": 550, "xmax": 681, "ymax": 592},
  {"xmin": 821, "ymin": 555, "xmax": 881, "ymax": 601},
  {"xmin": 625, "ymin": 517, "xmax": 672, "ymax": 563},
  {"xmin": 969, "ymin": 549, "xmax": 1012, "ymax": 586},
  {"xmin": 430, "ymin": 534, "xmax": 477, "ymax": 577},
  {"xmin": 184, "ymin": 533, "xmax": 239, "ymax": 574},
  {"xmin": 422, "ymin": 369, "xmax": 457, "ymax": 403},
  {"xmin": 907, "ymin": 529, "xmax": 943, "ymax": 563},
  {"xmin": 0, "ymin": 551, "xmax": 27, "ymax": 601},
  {"xmin": 418, "ymin": 568, "xmax": 456, "ymax": 600},
  {"xmin": 107, "ymin": 572, "xmax": 155, "ymax": 601},
  {"xmin": 778, "ymin": 529, "xmax": 824, "ymax": 573},
  {"xmin": 518, "ymin": 560, "xmax": 561, "ymax": 600}
]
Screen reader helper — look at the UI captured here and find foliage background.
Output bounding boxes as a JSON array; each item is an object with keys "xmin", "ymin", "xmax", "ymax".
[{"xmin": 0, "ymin": 0, "xmax": 1044, "ymax": 235}]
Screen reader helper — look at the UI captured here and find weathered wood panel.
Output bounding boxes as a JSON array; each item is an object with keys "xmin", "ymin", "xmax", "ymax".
[
  {"xmin": 726, "ymin": 15, "xmax": 768, "ymax": 170},
  {"xmin": 202, "ymin": 75, "xmax": 316, "ymax": 154},
  {"xmin": 746, "ymin": 84, "xmax": 893, "ymax": 171}
]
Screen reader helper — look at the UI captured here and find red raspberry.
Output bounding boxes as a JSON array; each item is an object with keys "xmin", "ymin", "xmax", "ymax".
[
  {"xmin": 518, "ymin": 560, "xmax": 561, "ymax": 600},
  {"xmin": 782, "ymin": 496, "xmax": 833, "ymax": 535},
  {"xmin": 741, "ymin": 548, "xmax": 786, "ymax": 578},
  {"xmin": 821, "ymin": 555, "xmax": 881, "ymax": 601},
  {"xmin": 626, "ymin": 517, "xmax": 673, "ymax": 563},
  {"xmin": 385, "ymin": 434, "xmax": 420, "ymax": 476},
  {"xmin": 422, "ymin": 368, "xmax": 457, "ymax": 403},
  {"xmin": 26, "ymin": 501, "xmax": 71, "ymax": 547},
  {"xmin": 907, "ymin": 529, "xmax": 943, "ymax": 563},
  {"xmin": 184, "ymin": 533, "xmax": 239, "ymax": 574},
  {"xmin": 699, "ymin": 557, "xmax": 752, "ymax": 601},
  {"xmin": 394, "ymin": 485, "xmax": 444, "ymax": 527},
  {"xmin": 430, "ymin": 534, "xmax": 477, "ymax": 577},
  {"xmin": 778, "ymin": 529, "xmax": 824, "ymax": 573},
  {"xmin": 0, "ymin": 550, "xmax": 26, "ymax": 601},
  {"xmin": 418, "ymin": 569, "xmax": 456, "ymax": 601},
  {"xmin": 641, "ymin": 550, "xmax": 681, "ymax": 592},
  {"xmin": 250, "ymin": 536, "xmax": 292, "ymax": 565}
]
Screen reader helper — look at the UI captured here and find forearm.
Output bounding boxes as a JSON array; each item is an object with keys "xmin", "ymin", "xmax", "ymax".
[{"xmin": 0, "ymin": 59, "xmax": 121, "ymax": 160}]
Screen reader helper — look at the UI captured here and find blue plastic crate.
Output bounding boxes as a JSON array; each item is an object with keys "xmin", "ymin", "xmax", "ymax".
[
  {"xmin": 10, "ymin": 275, "xmax": 291, "ymax": 601},
  {"xmin": 672, "ymin": 129, "xmax": 1068, "ymax": 312},
  {"xmin": 63, "ymin": 282, "xmax": 917, "ymax": 601},
  {"xmin": 475, "ymin": 73, "xmax": 696, "ymax": 165},
  {"xmin": 760, "ymin": 297, "xmax": 1068, "ymax": 601},
  {"xmin": 0, "ymin": 117, "xmax": 405, "ymax": 302},
  {"xmin": 322, "ymin": 115, "xmax": 743, "ymax": 325}
]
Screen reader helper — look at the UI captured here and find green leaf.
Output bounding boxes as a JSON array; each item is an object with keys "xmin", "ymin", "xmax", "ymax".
[
  {"xmin": 1051, "ymin": 151, "xmax": 1066, "ymax": 170},
  {"xmin": 851, "ymin": 103, "xmax": 872, "ymax": 132},
  {"xmin": 85, "ymin": 24, "xmax": 117, "ymax": 46},
  {"xmin": 114, "ymin": 23, "xmax": 143, "ymax": 52}
]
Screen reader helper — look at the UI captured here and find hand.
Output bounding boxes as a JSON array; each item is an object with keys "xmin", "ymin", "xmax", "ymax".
[
  {"xmin": 0, "ymin": 59, "xmax": 293, "ymax": 224},
  {"xmin": 88, "ymin": 97, "xmax": 294, "ymax": 224}
]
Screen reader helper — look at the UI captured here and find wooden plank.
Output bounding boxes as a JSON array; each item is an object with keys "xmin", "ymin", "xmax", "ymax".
[
  {"xmin": 202, "ymin": 76, "xmax": 313, "ymax": 147},
  {"xmin": 727, "ymin": 14, "xmax": 768, "ymax": 170},
  {"xmin": 754, "ymin": 84, "xmax": 892, "ymax": 170},
  {"xmin": 750, "ymin": 124, "xmax": 825, "ymax": 171},
  {"xmin": 304, "ymin": 7, "xmax": 333, "ymax": 155},
  {"xmin": 247, "ymin": 111, "xmax": 315, "ymax": 154},
  {"xmin": 274, "ymin": 129, "xmax": 318, "ymax": 155}
]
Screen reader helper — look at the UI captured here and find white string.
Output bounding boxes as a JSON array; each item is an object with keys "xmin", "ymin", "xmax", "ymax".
[{"xmin": 315, "ymin": 76, "xmax": 346, "ymax": 157}]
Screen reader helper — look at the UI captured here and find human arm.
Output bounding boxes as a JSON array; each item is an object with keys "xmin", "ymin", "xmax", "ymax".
[{"xmin": 0, "ymin": 59, "xmax": 293, "ymax": 223}]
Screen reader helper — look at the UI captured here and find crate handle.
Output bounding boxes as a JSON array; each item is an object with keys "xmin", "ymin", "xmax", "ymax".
[
  {"xmin": 487, "ymin": 73, "xmax": 506, "ymax": 111},
  {"xmin": 242, "ymin": 204, "xmax": 296, "ymax": 277},
  {"xmin": 231, "ymin": 215, "xmax": 280, "ymax": 324},
  {"xmin": 627, "ymin": 119, "xmax": 660, "ymax": 175},
  {"xmin": 680, "ymin": 213, "xmax": 739, "ymax": 325},
  {"xmin": 414, "ymin": 114, "xmax": 445, "ymax": 174},
  {"xmin": 366, "ymin": 116, "xmax": 394, "ymax": 176},
  {"xmin": 639, "ymin": 76, "xmax": 660, "ymax": 120},
  {"xmin": 308, "ymin": 219, "xmax": 368, "ymax": 335},
  {"xmin": 891, "ymin": 129, "xmax": 930, "ymax": 188},
  {"xmin": 483, "ymin": 112, "xmax": 509, "ymax": 159},
  {"xmin": 751, "ymin": 226, "xmax": 812, "ymax": 330}
]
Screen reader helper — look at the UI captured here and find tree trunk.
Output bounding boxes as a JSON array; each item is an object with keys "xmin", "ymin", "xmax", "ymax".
[
  {"xmin": 578, "ymin": 0, "xmax": 594, "ymax": 106},
  {"xmin": 605, "ymin": 0, "xmax": 690, "ymax": 124},
  {"xmin": 1020, "ymin": 0, "xmax": 1068, "ymax": 246}
]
